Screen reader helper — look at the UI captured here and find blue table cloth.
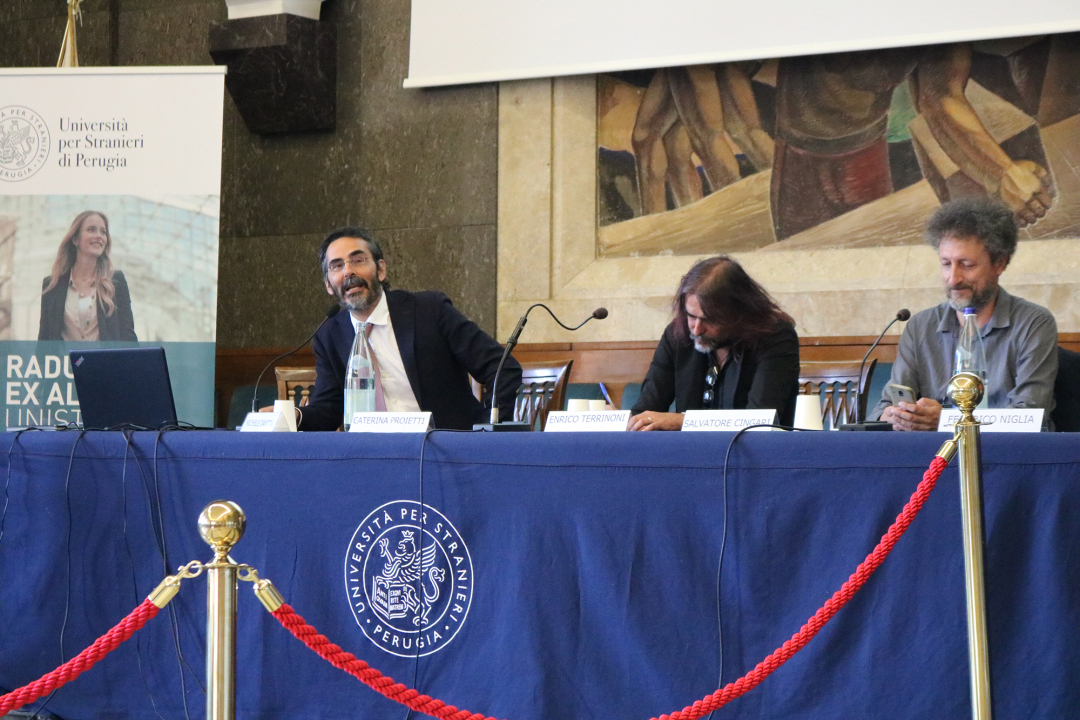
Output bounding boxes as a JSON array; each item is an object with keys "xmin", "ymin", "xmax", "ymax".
[{"xmin": 0, "ymin": 430, "xmax": 1078, "ymax": 720}]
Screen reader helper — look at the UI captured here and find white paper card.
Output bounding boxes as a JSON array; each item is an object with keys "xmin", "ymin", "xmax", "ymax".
[
  {"xmin": 682, "ymin": 409, "xmax": 777, "ymax": 431},
  {"xmin": 240, "ymin": 412, "xmax": 290, "ymax": 432},
  {"xmin": 349, "ymin": 412, "xmax": 433, "ymax": 432},
  {"xmin": 544, "ymin": 410, "xmax": 630, "ymax": 432},
  {"xmin": 937, "ymin": 408, "xmax": 1044, "ymax": 433}
]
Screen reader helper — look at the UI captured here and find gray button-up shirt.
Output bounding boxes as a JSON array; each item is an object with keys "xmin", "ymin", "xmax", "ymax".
[{"xmin": 870, "ymin": 287, "xmax": 1058, "ymax": 421}]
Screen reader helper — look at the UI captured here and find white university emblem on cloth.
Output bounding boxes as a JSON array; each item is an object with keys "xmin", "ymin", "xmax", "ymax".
[
  {"xmin": 344, "ymin": 500, "xmax": 473, "ymax": 657},
  {"xmin": 0, "ymin": 106, "xmax": 50, "ymax": 181}
]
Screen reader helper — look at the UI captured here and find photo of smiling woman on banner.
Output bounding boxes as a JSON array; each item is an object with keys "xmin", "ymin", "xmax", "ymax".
[{"xmin": 38, "ymin": 209, "xmax": 137, "ymax": 341}]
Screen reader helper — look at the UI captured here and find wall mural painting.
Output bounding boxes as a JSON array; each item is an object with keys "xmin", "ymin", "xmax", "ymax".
[{"xmin": 597, "ymin": 34, "xmax": 1080, "ymax": 257}]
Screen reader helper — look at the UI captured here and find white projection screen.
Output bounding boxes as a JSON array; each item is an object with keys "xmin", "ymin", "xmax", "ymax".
[{"xmin": 404, "ymin": 0, "xmax": 1080, "ymax": 88}]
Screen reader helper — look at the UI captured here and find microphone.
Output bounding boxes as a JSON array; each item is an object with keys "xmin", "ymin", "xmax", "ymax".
[
  {"xmin": 250, "ymin": 305, "xmax": 341, "ymax": 414},
  {"xmin": 479, "ymin": 305, "xmax": 608, "ymax": 430},
  {"xmin": 839, "ymin": 308, "xmax": 909, "ymax": 431}
]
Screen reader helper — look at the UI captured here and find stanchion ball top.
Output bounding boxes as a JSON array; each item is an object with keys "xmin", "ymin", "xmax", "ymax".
[
  {"xmin": 198, "ymin": 500, "xmax": 246, "ymax": 550},
  {"xmin": 948, "ymin": 372, "xmax": 984, "ymax": 411}
]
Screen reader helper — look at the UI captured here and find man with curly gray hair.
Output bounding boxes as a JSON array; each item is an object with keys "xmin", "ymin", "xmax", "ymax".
[{"xmin": 871, "ymin": 197, "xmax": 1058, "ymax": 431}]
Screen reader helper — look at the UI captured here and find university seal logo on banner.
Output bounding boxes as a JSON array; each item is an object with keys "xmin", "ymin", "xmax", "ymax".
[
  {"xmin": 0, "ymin": 106, "xmax": 50, "ymax": 181},
  {"xmin": 344, "ymin": 500, "xmax": 473, "ymax": 657}
]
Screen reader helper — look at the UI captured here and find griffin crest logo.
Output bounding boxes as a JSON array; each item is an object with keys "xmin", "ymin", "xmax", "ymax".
[
  {"xmin": 0, "ymin": 106, "xmax": 50, "ymax": 182},
  {"xmin": 345, "ymin": 500, "xmax": 473, "ymax": 657}
]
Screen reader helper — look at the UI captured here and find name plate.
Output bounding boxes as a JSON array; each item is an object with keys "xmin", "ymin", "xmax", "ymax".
[
  {"xmin": 682, "ymin": 409, "xmax": 777, "ymax": 431},
  {"xmin": 544, "ymin": 410, "xmax": 631, "ymax": 432},
  {"xmin": 240, "ymin": 411, "xmax": 291, "ymax": 432},
  {"xmin": 349, "ymin": 412, "xmax": 433, "ymax": 432},
  {"xmin": 937, "ymin": 408, "xmax": 1044, "ymax": 433}
]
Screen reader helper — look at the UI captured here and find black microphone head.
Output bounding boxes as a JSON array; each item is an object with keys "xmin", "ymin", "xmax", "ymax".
[
  {"xmin": 326, "ymin": 305, "xmax": 342, "ymax": 319},
  {"xmin": 897, "ymin": 308, "xmax": 911, "ymax": 321},
  {"xmin": 593, "ymin": 307, "xmax": 609, "ymax": 320}
]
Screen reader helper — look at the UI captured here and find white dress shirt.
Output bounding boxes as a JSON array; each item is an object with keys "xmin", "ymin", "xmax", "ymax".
[{"xmin": 350, "ymin": 294, "xmax": 421, "ymax": 412}]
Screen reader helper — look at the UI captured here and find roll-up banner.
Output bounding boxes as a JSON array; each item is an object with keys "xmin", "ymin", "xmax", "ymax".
[{"xmin": 0, "ymin": 67, "xmax": 225, "ymax": 430}]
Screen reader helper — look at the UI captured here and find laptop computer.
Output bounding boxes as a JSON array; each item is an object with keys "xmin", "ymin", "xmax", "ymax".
[{"xmin": 70, "ymin": 347, "xmax": 179, "ymax": 430}]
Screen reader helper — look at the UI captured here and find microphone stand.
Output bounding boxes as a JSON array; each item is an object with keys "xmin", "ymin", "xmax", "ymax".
[
  {"xmin": 475, "ymin": 304, "xmax": 607, "ymax": 432},
  {"xmin": 247, "ymin": 305, "xmax": 341, "ymax": 418},
  {"xmin": 838, "ymin": 309, "xmax": 909, "ymax": 431}
]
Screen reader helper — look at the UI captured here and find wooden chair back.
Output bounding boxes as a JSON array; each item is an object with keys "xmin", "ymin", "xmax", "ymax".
[
  {"xmin": 798, "ymin": 358, "xmax": 877, "ymax": 429},
  {"xmin": 275, "ymin": 366, "xmax": 317, "ymax": 407},
  {"xmin": 514, "ymin": 360, "xmax": 574, "ymax": 430}
]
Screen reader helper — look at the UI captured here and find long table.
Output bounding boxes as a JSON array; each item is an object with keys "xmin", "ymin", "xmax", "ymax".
[{"xmin": 1, "ymin": 430, "xmax": 1078, "ymax": 720}]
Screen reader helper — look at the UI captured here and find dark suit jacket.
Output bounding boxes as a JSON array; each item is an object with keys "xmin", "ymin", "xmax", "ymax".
[
  {"xmin": 300, "ymin": 290, "xmax": 523, "ymax": 431},
  {"xmin": 39, "ymin": 270, "xmax": 137, "ymax": 341},
  {"xmin": 632, "ymin": 320, "xmax": 800, "ymax": 426}
]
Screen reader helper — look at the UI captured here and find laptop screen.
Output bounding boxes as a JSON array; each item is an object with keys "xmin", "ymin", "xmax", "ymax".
[{"xmin": 70, "ymin": 347, "xmax": 178, "ymax": 430}]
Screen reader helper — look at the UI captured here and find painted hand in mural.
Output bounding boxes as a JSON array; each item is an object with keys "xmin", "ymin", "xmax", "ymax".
[
  {"xmin": 914, "ymin": 43, "xmax": 1055, "ymax": 229},
  {"xmin": 631, "ymin": 64, "xmax": 773, "ymax": 216},
  {"xmin": 999, "ymin": 160, "xmax": 1052, "ymax": 227}
]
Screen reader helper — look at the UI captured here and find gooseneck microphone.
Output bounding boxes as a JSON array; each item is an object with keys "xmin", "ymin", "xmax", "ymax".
[
  {"xmin": 839, "ymin": 308, "xmax": 910, "ymax": 431},
  {"xmin": 250, "ymin": 305, "xmax": 341, "ymax": 414},
  {"xmin": 485, "ymin": 305, "xmax": 608, "ymax": 427}
]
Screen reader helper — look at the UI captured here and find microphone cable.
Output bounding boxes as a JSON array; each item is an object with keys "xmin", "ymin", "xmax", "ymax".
[
  {"xmin": 708, "ymin": 422, "xmax": 819, "ymax": 720},
  {"xmin": 402, "ymin": 426, "xmax": 476, "ymax": 720},
  {"xmin": 152, "ymin": 430, "xmax": 202, "ymax": 720},
  {"xmin": 117, "ymin": 429, "xmax": 171, "ymax": 720},
  {"xmin": 27, "ymin": 430, "xmax": 86, "ymax": 720},
  {"xmin": 251, "ymin": 305, "xmax": 341, "ymax": 415},
  {"xmin": 0, "ymin": 428, "xmax": 30, "ymax": 549}
]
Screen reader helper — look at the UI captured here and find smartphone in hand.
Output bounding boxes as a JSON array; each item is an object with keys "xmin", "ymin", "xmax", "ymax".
[{"xmin": 888, "ymin": 383, "xmax": 917, "ymax": 406}]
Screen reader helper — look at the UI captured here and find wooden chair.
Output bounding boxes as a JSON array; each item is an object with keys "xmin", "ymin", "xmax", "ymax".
[
  {"xmin": 798, "ymin": 359, "xmax": 877, "ymax": 429},
  {"xmin": 275, "ymin": 366, "xmax": 317, "ymax": 407},
  {"xmin": 514, "ymin": 360, "xmax": 573, "ymax": 430}
]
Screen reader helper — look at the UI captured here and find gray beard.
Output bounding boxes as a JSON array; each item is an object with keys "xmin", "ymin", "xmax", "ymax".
[
  {"xmin": 691, "ymin": 335, "xmax": 714, "ymax": 354},
  {"xmin": 946, "ymin": 284, "xmax": 997, "ymax": 313},
  {"xmin": 339, "ymin": 278, "xmax": 383, "ymax": 314}
]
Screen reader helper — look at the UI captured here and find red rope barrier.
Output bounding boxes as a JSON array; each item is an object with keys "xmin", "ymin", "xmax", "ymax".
[
  {"xmin": 650, "ymin": 454, "xmax": 949, "ymax": 720},
  {"xmin": 272, "ymin": 604, "xmax": 499, "ymax": 720},
  {"xmin": 0, "ymin": 598, "xmax": 161, "ymax": 716},
  {"xmin": 273, "ymin": 455, "xmax": 949, "ymax": 720}
]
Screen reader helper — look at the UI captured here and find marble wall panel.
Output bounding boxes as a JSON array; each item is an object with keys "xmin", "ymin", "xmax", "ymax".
[
  {"xmin": 217, "ymin": 232, "xmax": 331, "ymax": 346},
  {"xmin": 376, "ymin": 224, "xmax": 499, "ymax": 335},
  {"xmin": 357, "ymin": 0, "xmax": 498, "ymax": 231},
  {"xmin": 224, "ymin": 0, "xmax": 361, "ymax": 240},
  {"xmin": 117, "ymin": 2, "xmax": 226, "ymax": 66},
  {"xmin": 498, "ymin": 79, "xmax": 552, "ymax": 302},
  {"xmin": 1, "ymin": 7, "xmax": 111, "ymax": 67}
]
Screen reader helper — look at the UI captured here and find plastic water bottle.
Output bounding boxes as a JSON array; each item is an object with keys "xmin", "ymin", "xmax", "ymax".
[
  {"xmin": 954, "ymin": 307, "xmax": 989, "ymax": 409},
  {"xmin": 344, "ymin": 322, "xmax": 376, "ymax": 429}
]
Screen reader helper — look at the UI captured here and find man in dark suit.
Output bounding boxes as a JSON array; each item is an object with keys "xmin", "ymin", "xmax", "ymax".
[{"xmin": 299, "ymin": 227, "xmax": 521, "ymax": 431}]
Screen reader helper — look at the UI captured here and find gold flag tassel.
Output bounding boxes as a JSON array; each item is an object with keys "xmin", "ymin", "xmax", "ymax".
[{"xmin": 57, "ymin": 0, "xmax": 83, "ymax": 68}]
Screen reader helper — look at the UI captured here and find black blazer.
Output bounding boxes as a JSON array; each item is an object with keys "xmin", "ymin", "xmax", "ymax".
[
  {"xmin": 39, "ymin": 270, "xmax": 137, "ymax": 341},
  {"xmin": 300, "ymin": 290, "xmax": 522, "ymax": 431},
  {"xmin": 632, "ymin": 320, "xmax": 800, "ymax": 426}
]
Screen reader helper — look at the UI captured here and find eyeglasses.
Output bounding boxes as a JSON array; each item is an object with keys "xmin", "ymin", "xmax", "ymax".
[
  {"xmin": 326, "ymin": 256, "xmax": 372, "ymax": 274},
  {"xmin": 703, "ymin": 364, "xmax": 719, "ymax": 405}
]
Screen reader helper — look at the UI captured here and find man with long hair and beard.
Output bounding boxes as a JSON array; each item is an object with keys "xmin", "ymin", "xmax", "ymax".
[{"xmin": 629, "ymin": 256, "xmax": 800, "ymax": 429}]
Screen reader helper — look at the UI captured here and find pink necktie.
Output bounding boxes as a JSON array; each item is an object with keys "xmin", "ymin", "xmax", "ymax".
[{"xmin": 363, "ymin": 322, "xmax": 387, "ymax": 412}]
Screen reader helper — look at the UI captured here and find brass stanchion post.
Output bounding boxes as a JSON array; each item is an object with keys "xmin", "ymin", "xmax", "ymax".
[
  {"xmin": 947, "ymin": 373, "xmax": 993, "ymax": 720},
  {"xmin": 198, "ymin": 501, "xmax": 247, "ymax": 720}
]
